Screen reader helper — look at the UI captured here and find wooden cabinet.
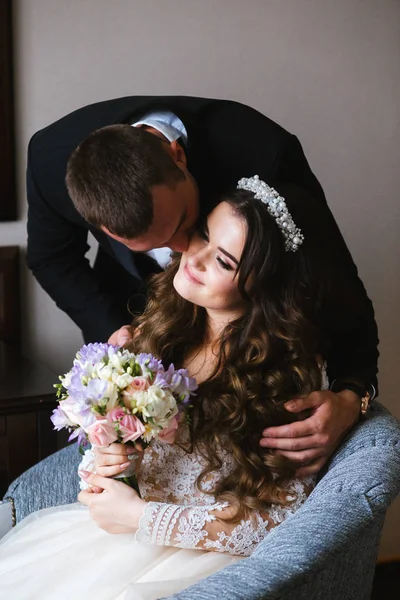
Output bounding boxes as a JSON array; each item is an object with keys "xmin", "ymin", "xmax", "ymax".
[{"xmin": 0, "ymin": 342, "xmax": 59, "ymax": 496}]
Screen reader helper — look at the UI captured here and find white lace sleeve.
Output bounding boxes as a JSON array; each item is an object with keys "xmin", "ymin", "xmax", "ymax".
[{"xmin": 136, "ymin": 477, "xmax": 313, "ymax": 557}]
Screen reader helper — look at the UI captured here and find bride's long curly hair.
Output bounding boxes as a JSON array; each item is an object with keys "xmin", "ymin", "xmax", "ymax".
[{"xmin": 128, "ymin": 185, "xmax": 327, "ymax": 520}]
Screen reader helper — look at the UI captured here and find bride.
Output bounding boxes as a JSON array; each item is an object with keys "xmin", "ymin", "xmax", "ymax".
[{"xmin": 0, "ymin": 177, "xmax": 328, "ymax": 600}]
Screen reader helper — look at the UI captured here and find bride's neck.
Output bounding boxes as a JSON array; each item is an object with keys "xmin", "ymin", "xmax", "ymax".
[{"xmin": 182, "ymin": 315, "xmax": 227, "ymax": 382}]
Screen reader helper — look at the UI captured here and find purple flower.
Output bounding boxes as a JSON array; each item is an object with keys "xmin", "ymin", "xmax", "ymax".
[
  {"xmin": 68, "ymin": 427, "xmax": 87, "ymax": 446},
  {"xmin": 66, "ymin": 370, "xmax": 90, "ymax": 401},
  {"xmin": 136, "ymin": 353, "xmax": 164, "ymax": 374},
  {"xmin": 164, "ymin": 365, "xmax": 197, "ymax": 405},
  {"xmin": 86, "ymin": 378, "xmax": 109, "ymax": 403},
  {"xmin": 51, "ymin": 407, "xmax": 72, "ymax": 430},
  {"xmin": 76, "ymin": 343, "xmax": 116, "ymax": 365},
  {"xmin": 152, "ymin": 371, "xmax": 169, "ymax": 389},
  {"xmin": 59, "ymin": 396, "xmax": 97, "ymax": 431}
]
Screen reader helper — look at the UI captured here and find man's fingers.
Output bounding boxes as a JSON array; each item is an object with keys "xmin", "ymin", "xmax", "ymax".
[
  {"xmin": 276, "ymin": 448, "xmax": 326, "ymax": 463},
  {"xmin": 284, "ymin": 393, "xmax": 324, "ymax": 413},
  {"xmin": 117, "ymin": 325, "xmax": 133, "ymax": 346},
  {"xmin": 260, "ymin": 434, "xmax": 321, "ymax": 451},
  {"xmin": 107, "ymin": 325, "xmax": 132, "ymax": 346},
  {"xmin": 261, "ymin": 419, "xmax": 315, "ymax": 443}
]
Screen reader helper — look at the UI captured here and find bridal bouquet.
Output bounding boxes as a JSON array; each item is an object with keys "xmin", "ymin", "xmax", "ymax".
[{"xmin": 51, "ymin": 343, "xmax": 197, "ymax": 492}]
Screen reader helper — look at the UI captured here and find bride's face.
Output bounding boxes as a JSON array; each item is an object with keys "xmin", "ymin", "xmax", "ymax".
[{"xmin": 173, "ymin": 202, "xmax": 247, "ymax": 317}]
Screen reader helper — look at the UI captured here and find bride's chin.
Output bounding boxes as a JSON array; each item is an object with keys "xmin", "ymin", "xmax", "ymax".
[
  {"xmin": 173, "ymin": 272, "xmax": 198, "ymax": 305},
  {"xmin": 173, "ymin": 272, "xmax": 188, "ymax": 300}
]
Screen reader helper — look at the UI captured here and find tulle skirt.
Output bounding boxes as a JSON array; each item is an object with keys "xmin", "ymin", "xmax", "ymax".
[{"xmin": 0, "ymin": 503, "xmax": 241, "ymax": 600}]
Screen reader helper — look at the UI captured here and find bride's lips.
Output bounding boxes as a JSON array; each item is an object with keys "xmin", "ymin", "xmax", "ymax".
[{"xmin": 183, "ymin": 265, "xmax": 203, "ymax": 285}]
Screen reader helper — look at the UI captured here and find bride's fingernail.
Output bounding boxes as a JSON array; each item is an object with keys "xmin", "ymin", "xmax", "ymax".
[
  {"xmin": 79, "ymin": 469, "xmax": 91, "ymax": 479},
  {"xmin": 120, "ymin": 462, "xmax": 131, "ymax": 469}
]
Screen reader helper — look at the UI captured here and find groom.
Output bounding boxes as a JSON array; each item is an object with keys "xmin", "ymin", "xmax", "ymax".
[{"xmin": 5, "ymin": 95, "xmax": 378, "ymax": 518}]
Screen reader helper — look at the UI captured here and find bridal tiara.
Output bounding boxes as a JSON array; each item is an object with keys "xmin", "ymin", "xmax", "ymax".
[{"xmin": 237, "ymin": 175, "xmax": 304, "ymax": 252}]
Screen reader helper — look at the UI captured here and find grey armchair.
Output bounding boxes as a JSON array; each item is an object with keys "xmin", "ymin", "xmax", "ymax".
[
  {"xmin": 2, "ymin": 402, "xmax": 399, "ymax": 600},
  {"xmin": 163, "ymin": 402, "xmax": 400, "ymax": 600}
]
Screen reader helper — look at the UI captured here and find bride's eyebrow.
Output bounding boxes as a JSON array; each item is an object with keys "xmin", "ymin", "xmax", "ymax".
[
  {"xmin": 204, "ymin": 220, "xmax": 239, "ymax": 264},
  {"xmin": 217, "ymin": 246, "xmax": 239, "ymax": 265}
]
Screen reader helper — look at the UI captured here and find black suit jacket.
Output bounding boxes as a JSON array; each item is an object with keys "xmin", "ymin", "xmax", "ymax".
[{"xmin": 26, "ymin": 95, "xmax": 378, "ymax": 387}]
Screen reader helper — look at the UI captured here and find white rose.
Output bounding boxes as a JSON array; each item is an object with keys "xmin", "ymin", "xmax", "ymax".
[
  {"xmin": 146, "ymin": 387, "xmax": 178, "ymax": 423},
  {"xmin": 132, "ymin": 390, "xmax": 151, "ymax": 416}
]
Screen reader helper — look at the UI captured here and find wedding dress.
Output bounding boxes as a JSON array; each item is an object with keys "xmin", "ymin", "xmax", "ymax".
[
  {"xmin": 0, "ymin": 357, "xmax": 331, "ymax": 600},
  {"xmin": 0, "ymin": 430, "xmax": 313, "ymax": 600}
]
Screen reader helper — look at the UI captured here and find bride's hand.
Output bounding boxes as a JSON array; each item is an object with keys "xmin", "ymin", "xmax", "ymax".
[
  {"xmin": 78, "ymin": 472, "xmax": 146, "ymax": 533},
  {"xmin": 94, "ymin": 442, "xmax": 144, "ymax": 478}
]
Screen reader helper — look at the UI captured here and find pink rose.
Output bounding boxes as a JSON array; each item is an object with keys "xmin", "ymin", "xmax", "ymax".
[
  {"xmin": 119, "ymin": 414, "xmax": 146, "ymax": 443},
  {"xmin": 107, "ymin": 407, "xmax": 126, "ymax": 423},
  {"xmin": 122, "ymin": 377, "xmax": 149, "ymax": 408},
  {"xmin": 158, "ymin": 415, "xmax": 180, "ymax": 444},
  {"xmin": 87, "ymin": 419, "xmax": 118, "ymax": 447},
  {"xmin": 128, "ymin": 377, "xmax": 150, "ymax": 392}
]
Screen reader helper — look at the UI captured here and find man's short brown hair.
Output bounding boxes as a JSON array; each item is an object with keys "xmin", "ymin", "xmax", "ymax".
[{"xmin": 65, "ymin": 124, "xmax": 185, "ymax": 238}]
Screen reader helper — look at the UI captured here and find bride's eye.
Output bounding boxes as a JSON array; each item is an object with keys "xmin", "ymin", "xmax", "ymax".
[
  {"xmin": 198, "ymin": 228, "xmax": 209, "ymax": 242},
  {"xmin": 216, "ymin": 256, "xmax": 233, "ymax": 271}
]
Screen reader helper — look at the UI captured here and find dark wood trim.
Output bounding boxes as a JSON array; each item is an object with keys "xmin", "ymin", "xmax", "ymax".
[
  {"xmin": 0, "ymin": 341, "xmax": 59, "ymax": 495},
  {"xmin": 0, "ymin": 0, "xmax": 16, "ymax": 221},
  {"xmin": 0, "ymin": 246, "xmax": 20, "ymax": 346}
]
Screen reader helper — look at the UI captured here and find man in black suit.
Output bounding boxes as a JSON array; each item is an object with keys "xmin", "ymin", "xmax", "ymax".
[
  {"xmin": 7, "ymin": 96, "xmax": 378, "ymax": 517},
  {"xmin": 27, "ymin": 96, "xmax": 330, "ymax": 343}
]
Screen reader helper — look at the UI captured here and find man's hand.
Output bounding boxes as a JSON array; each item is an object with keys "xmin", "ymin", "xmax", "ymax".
[
  {"xmin": 260, "ymin": 390, "xmax": 361, "ymax": 477},
  {"xmin": 107, "ymin": 325, "xmax": 133, "ymax": 346},
  {"xmin": 78, "ymin": 472, "xmax": 146, "ymax": 533}
]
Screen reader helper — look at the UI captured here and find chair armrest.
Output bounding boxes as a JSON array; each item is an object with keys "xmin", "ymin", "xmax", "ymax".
[{"xmin": 0, "ymin": 500, "xmax": 14, "ymax": 540}]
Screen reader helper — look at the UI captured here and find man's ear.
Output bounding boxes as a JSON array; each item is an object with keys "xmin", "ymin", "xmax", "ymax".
[{"xmin": 169, "ymin": 140, "xmax": 187, "ymax": 167}]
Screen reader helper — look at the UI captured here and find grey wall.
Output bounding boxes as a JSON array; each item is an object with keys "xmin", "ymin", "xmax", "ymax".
[{"xmin": 2, "ymin": 0, "xmax": 399, "ymax": 556}]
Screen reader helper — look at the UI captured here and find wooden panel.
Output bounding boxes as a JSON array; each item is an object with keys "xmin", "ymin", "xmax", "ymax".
[
  {"xmin": 37, "ymin": 408, "xmax": 58, "ymax": 460},
  {"xmin": 0, "ymin": 0, "xmax": 16, "ymax": 221},
  {"xmin": 0, "ymin": 246, "xmax": 20, "ymax": 347},
  {"xmin": 6, "ymin": 411, "xmax": 38, "ymax": 483}
]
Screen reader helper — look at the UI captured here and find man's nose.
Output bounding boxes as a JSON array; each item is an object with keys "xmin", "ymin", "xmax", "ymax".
[{"xmin": 169, "ymin": 233, "xmax": 190, "ymax": 253}]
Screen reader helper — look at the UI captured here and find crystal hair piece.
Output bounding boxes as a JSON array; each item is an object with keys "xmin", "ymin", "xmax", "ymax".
[{"xmin": 237, "ymin": 175, "xmax": 304, "ymax": 252}]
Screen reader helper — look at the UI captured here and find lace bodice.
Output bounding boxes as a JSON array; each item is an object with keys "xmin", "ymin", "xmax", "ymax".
[{"xmin": 136, "ymin": 438, "xmax": 313, "ymax": 557}]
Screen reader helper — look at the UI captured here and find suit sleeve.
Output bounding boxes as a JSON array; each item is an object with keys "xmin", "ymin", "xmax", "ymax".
[{"xmin": 26, "ymin": 140, "xmax": 131, "ymax": 342}]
